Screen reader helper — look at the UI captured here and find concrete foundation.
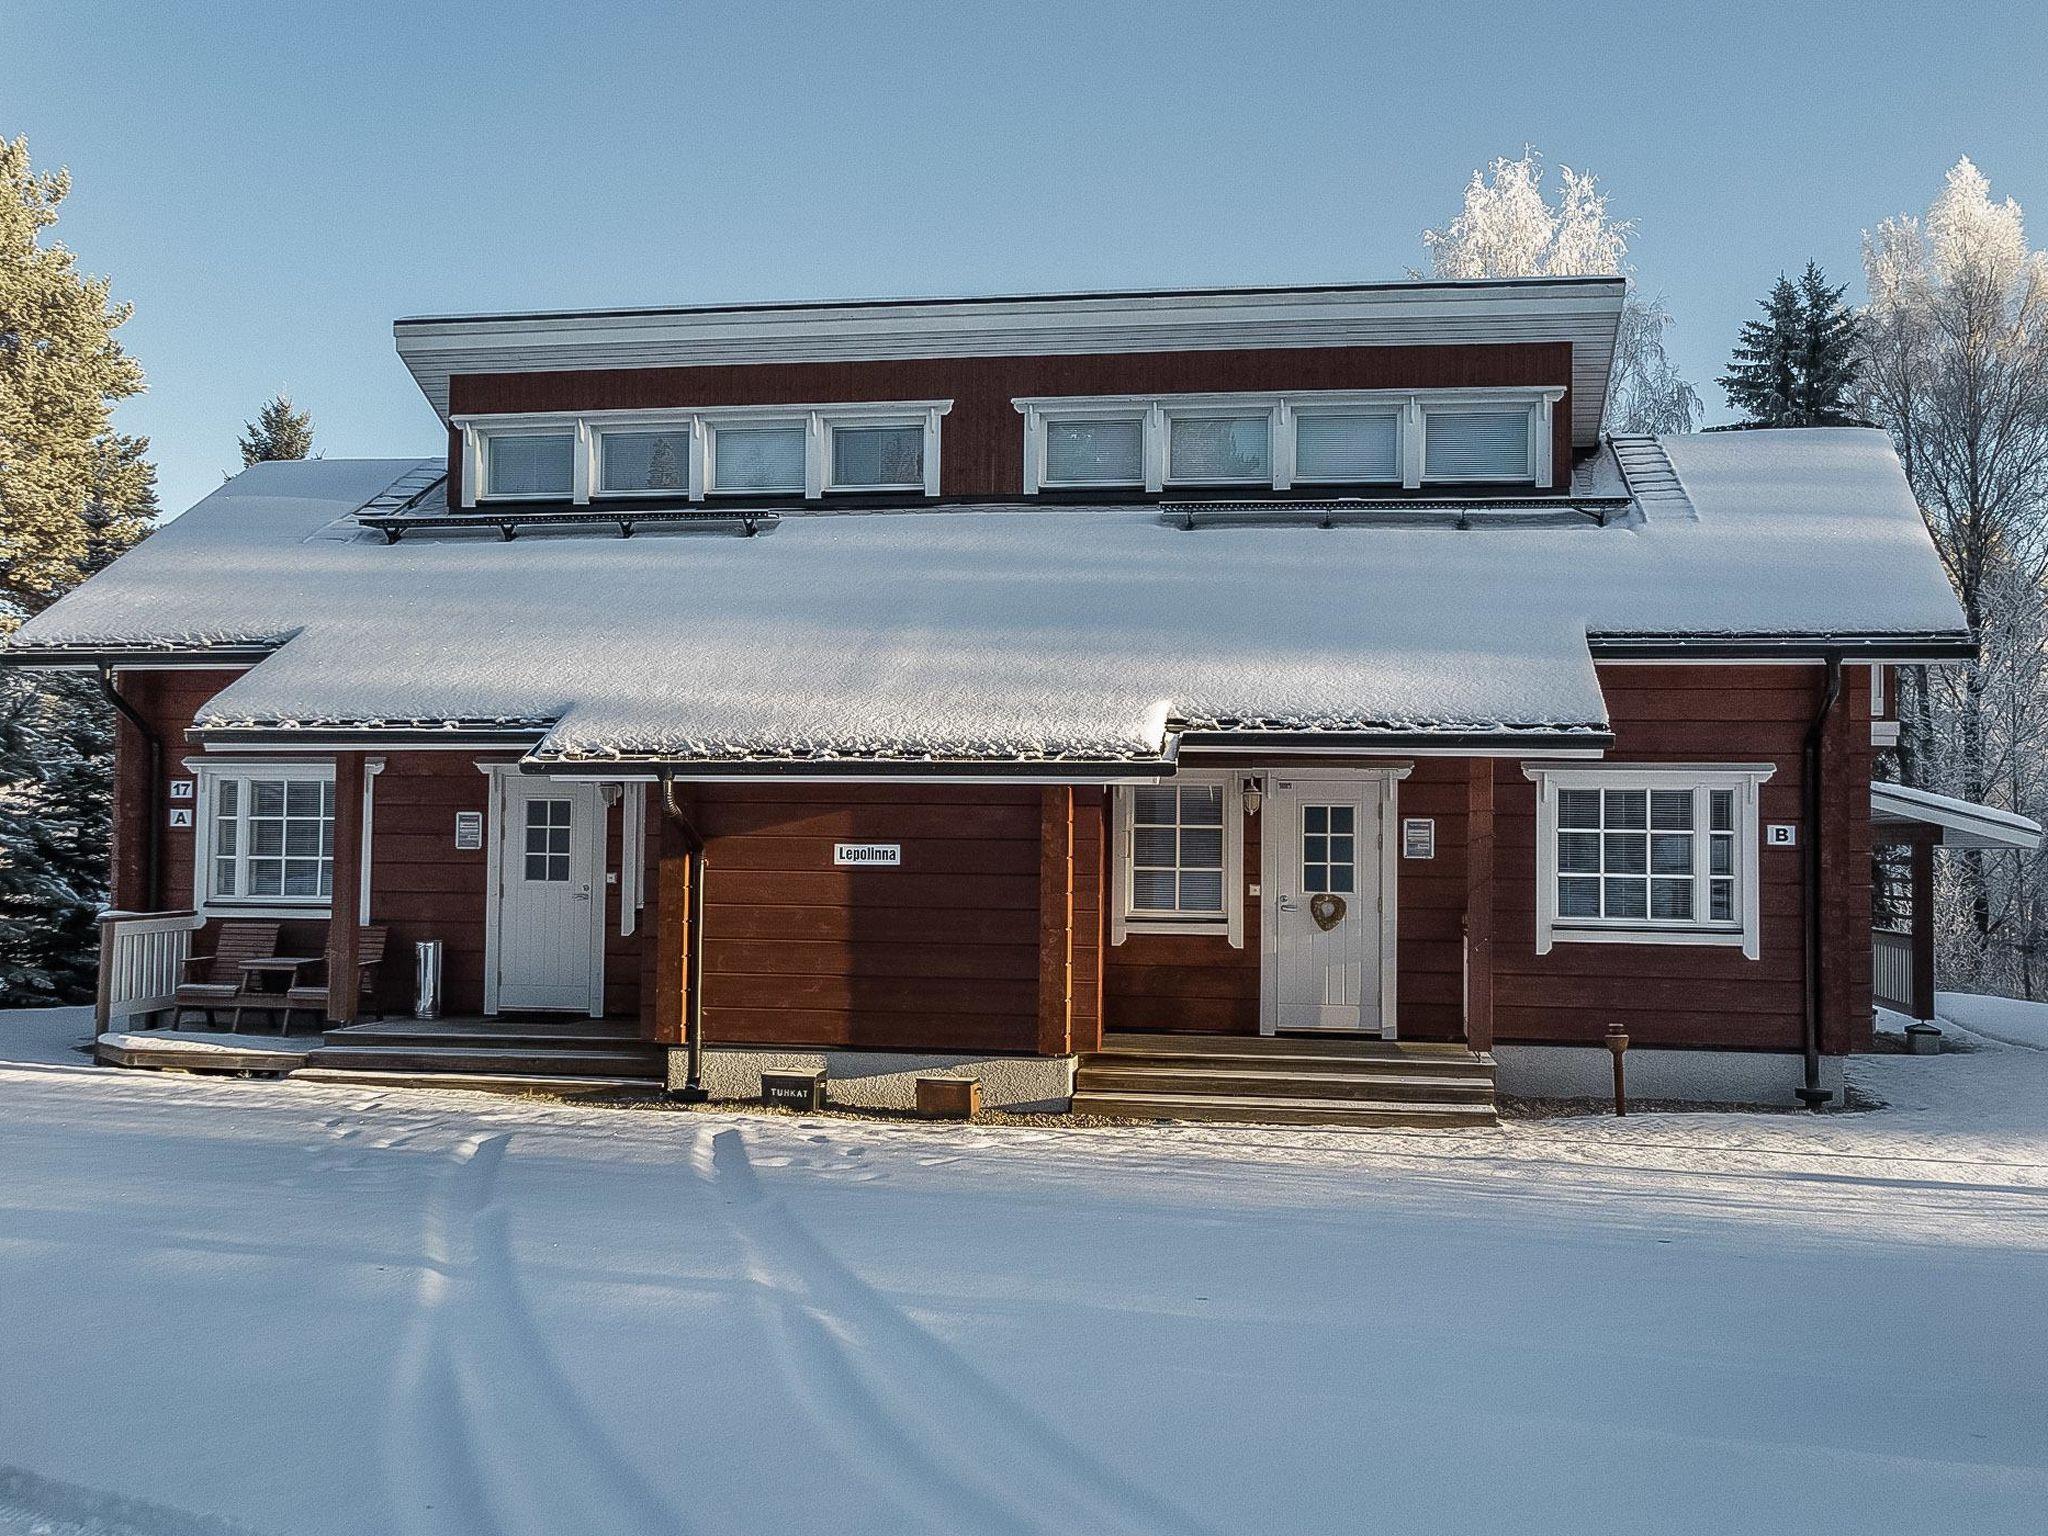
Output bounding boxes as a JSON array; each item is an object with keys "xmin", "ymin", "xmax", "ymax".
[
  {"xmin": 670, "ymin": 1046, "xmax": 1077, "ymax": 1113},
  {"xmin": 1492, "ymin": 1044, "xmax": 1846, "ymax": 1108}
]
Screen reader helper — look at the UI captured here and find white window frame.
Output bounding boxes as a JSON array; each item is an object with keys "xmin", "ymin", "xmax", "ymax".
[
  {"xmin": 185, "ymin": 758, "xmax": 383, "ymax": 920},
  {"xmin": 469, "ymin": 426, "xmax": 581, "ymax": 503},
  {"xmin": 1015, "ymin": 388, "xmax": 1563, "ymax": 495},
  {"xmin": 1523, "ymin": 762, "xmax": 1774, "ymax": 960},
  {"xmin": 1418, "ymin": 397, "xmax": 1553, "ymax": 485},
  {"xmin": 455, "ymin": 401, "xmax": 951, "ymax": 507},
  {"xmin": 1109, "ymin": 772, "xmax": 1245, "ymax": 948}
]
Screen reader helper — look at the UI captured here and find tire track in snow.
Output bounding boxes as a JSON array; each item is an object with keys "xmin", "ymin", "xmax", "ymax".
[
  {"xmin": 695, "ymin": 1126, "xmax": 1220, "ymax": 1536},
  {"xmin": 384, "ymin": 1131, "xmax": 689, "ymax": 1536}
]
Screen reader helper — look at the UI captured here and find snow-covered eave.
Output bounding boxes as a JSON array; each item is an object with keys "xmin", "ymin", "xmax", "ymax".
[
  {"xmin": 1872, "ymin": 782, "xmax": 2043, "ymax": 851},
  {"xmin": 188, "ymin": 719, "xmax": 554, "ymax": 752},
  {"xmin": 1587, "ymin": 630, "xmax": 1976, "ymax": 662}
]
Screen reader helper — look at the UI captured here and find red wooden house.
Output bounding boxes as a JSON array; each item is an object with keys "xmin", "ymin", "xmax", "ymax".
[{"xmin": 4, "ymin": 277, "xmax": 1985, "ymax": 1121}]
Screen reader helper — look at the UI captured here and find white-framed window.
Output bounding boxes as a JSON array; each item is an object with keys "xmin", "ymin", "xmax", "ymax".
[
  {"xmin": 480, "ymin": 430, "xmax": 576, "ymax": 500},
  {"xmin": 456, "ymin": 401, "xmax": 951, "ymax": 507},
  {"xmin": 1110, "ymin": 773, "xmax": 1245, "ymax": 947},
  {"xmin": 1015, "ymin": 388, "xmax": 1562, "ymax": 495},
  {"xmin": 196, "ymin": 762, "xmax": 338, "ymax": 908},
  {"xmin": 1523, "ymin": 763, "xmax": 1775, "ymax": 959}
]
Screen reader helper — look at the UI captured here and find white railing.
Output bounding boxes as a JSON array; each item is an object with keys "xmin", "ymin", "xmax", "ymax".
[
  {"xmin": 1872, "ymin": 928, "xmax": 1915, "ymax": 1017},
  {"xmin": 95, "ymin": 910, "xmax": 206, "ymax": 1033}
]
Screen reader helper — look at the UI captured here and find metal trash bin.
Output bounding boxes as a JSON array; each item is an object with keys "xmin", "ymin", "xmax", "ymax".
[{"xmin": 414, "ymin": 940, "xmax": 444, "ymax": 1020}]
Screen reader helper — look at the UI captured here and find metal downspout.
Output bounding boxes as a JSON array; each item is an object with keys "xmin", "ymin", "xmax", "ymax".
[
  {"xmin": 94, "ymin": 664, "xmax": 160, "ymax": 908},
  {"xmin": 1798, "ymin": 654, "xmax": 1844, "ymax": 1109},
  {"xmin": 659, "ymin": 773, "xmax": 710, "ymax": 1103}
]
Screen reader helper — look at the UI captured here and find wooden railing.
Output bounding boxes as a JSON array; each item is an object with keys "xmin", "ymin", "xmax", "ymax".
[
  {"xmin": 1873, "ymin": 928, "xmax": 1915, "ymax": 1017},
  {"xmin": 94, "ymin": 910, "xmax": 206, "ymax": 1033}
]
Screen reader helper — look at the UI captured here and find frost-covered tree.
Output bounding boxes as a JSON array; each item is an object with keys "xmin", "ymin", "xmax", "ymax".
[
  {"xmin": 1719, "ymin": 263, "xmax": 1864, "ymax": 428},
  {"xmin": 0, "ymin": 138, "xmax": 156, "ymax": 1004},
  {"xmin": 1864, "ymin": 158, "xmax": 2048, "ymax": 992},
  {"xmin": 1421, "ymin": 149, "xmax": 1701, "ymax": 435},
  {"xmin": 238, "ymin": 391, "xmax": 314, "ymax": 465}
]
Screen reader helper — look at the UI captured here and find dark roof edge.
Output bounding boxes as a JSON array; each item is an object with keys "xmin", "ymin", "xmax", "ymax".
[
  {"xmin": 521, "ymin": 756, "xmax": 1175, "ymax": 782},
  {"xmin": 188, "ymin": 724, "xmax": 551, "ymax": 750},
  {"xmin": 396, "ymin": 275, "xmax": 1628, "ymax": 329},
  {"xmin": 0, "ymin": 644, "xmax": 280, "ymax": 670},
  {"xmin": 1590, "ymin": 632, "xmax": 1976, "ymax": 661}
]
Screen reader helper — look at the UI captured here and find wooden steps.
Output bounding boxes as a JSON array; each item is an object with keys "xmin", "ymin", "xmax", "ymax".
[
  {"xmin": 290, "ymin": 1067, "xmax": 662, "ymax": 1098},
  {"xmin": 298, "ymin": 1017, "xmax": 665, "ymax": 1083},
  {"xmin": 1073, "ymin": 1032, "xmax": 1496, "ymax": 1128}
]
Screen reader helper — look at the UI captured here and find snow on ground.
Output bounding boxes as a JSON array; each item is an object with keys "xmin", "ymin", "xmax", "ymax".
[{"xmin": 1, "ymin": 1004, "xmax": 2044, "ymax": 1536}]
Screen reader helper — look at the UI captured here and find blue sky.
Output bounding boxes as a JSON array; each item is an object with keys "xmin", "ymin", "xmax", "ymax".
[{"xmin": 9, "ymin": 0, "xmax": 2048, "ymax": 518}]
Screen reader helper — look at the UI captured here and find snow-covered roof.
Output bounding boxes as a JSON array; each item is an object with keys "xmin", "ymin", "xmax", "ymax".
[
  {"xmin": 1872, "ymin": 783, "xmax": 2042, "ymax": 851},
  {"xmin": 3, "ymin": 428, "xmax": 1969, "ymax": 773}
]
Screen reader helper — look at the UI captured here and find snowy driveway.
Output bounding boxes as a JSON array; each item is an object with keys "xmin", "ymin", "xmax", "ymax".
[{"xmin": 1, "ymin": 1007, "xmax": 2044, "ymax": 1536}]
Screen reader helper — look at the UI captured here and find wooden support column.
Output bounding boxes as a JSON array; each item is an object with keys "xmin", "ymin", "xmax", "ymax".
[
  {"xmin": 1463, "ymin": 759, "xmax": 1495, "ymax": 1054},
  {"xmin": 324, "ymin": 752, "xmax": 366, "ymax": 1025},
  {"xmin": 1910, "ymin": 837, "xmax": 1937, "ymax": 1024},
  {"xmin": 108, "ymin": 691, "xmax": 152, "ymax": 911},
  {"xmin": 1036, "ymin": 787, "xmax": 1075, "ymax": 1056}
]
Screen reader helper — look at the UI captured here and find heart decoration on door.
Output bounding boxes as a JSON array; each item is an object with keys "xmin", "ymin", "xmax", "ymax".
[{"xmin": 1309, "ymin": 893, "xmax": 1346, "ymax": 931}]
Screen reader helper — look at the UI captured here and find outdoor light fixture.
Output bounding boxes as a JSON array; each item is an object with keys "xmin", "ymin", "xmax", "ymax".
[{"xmin": 1242, "ymin": 775, "xmax": 1263, "ymax": 816}]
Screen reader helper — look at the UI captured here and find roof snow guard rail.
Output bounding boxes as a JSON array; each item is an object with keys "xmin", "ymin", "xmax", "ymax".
[
  {"xmin": 358, "ymin": 505, "xmax": 780, "ymax": 544},
  {"xmin": 1161, "ymin": 496, "xmax": 1633, "ymax": 531}
]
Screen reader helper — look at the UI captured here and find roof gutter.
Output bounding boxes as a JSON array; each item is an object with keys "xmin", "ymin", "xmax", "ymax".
[
  {"xmin": 94, "ymin": 665, "xmax": 160, "ymax": 908},
  {"xmin": 0, "ymin": 643, "xmax": 280, "ymax": 671},
  {"xmin": 657, "ymin": 773, "xmax": 710, "ymax": 1105},
  {"xmin": 1590, "ymin": 633, "xmax": 1977, "ymax": 662},
  {"xmin": 1798, "ymin": 654, "xmax": 1845, "ymax": 1110}
]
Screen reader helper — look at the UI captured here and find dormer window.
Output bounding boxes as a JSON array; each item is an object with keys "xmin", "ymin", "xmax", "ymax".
[
  {"xmin": 1017, "ymin": 389, "xmax": 1562, "ymax": 495},
  {"xmin": 458, "ymin": 401, "xmax": 950, "ymax": 507},
  {"xmin": 482, "ymin": 431, "xmax": 575, "ymax": 500}
]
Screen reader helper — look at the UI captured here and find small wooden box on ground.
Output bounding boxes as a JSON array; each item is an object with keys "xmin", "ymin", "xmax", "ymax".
[
  {"xmin": 761, "ymin": 1069, "xmax": 826, "ymax": 1111},
  {"xmin": 915, "ymin": 1075, "xmax": 981, "ymax": 1119}
]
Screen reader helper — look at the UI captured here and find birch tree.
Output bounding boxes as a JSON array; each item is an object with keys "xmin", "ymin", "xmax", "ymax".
[
  {"xmin": 1421, "ymin": 150, "xmax": 1702, "ymax": 434},
  {"xmin": 1864, "ymin": 157, "xmax": 2048, "ymax": 990}
]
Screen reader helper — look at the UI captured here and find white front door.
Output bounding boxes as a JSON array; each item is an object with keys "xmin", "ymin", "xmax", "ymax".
[
  {"xmin": 1263, "ymin": 772, "xmax": 1391, "ymax": 1036},
  {"xmin": 492, "ymin": 777, "xmax": 603, "ymax": 1013}
]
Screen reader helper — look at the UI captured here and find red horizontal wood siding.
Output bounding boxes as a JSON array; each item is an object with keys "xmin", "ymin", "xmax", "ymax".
[
  {"xmin": 446, "ymin": 342, "xmax": 1576, "ymax": 503},
  {"xmin": 694, "ymin": 783, "xmax": 1048, "ymax": 1053}
]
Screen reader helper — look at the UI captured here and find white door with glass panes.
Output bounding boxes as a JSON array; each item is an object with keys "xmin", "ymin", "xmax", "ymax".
[
  {"xmin": 1263, "ymin": 773, "xmax": 1387, "ymax": 1035},
  {"xmin": 492, "ymin": 778, "xmax": 603, "ymax": 1013}
]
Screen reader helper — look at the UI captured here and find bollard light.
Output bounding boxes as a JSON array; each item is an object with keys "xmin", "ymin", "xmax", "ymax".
[{"xmin": 1605, "ymin": 1024, "xmax": 1630, "ymax": 1117}]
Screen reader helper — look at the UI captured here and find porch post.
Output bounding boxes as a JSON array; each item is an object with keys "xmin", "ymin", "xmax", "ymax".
[
  {"xmin": 324, "ymin": 752, "xmax": 366, "ymax": 1025},
  {"xmin": 1463, "ymin": 760, "xmax": 1495, "ymax": 1054},
  {"xmin": 1910, "ymin": 837, "xmax": 1936, "ymax": 1024},
  {"xmin": 653, "ymin": 849, "xmax": 690, "ymax": 1047},
  {"xmin": 1036, "ymin": 787, "xmax": 1075, "ymax": 1055}
]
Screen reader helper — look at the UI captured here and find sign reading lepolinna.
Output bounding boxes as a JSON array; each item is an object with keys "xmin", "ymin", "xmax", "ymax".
[{"xmin": 833, "ymin": 843, "xmax": 902, "ymax": 867}]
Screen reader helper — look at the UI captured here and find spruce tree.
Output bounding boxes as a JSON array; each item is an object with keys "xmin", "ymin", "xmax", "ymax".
[
  {"xmin": 1719, "ymin": 262, "xmax": 1863, "ymax": 427},
  {"xmin": 0, "ymin": 137, "xmax": 156, "ymax": 1005},
  {"xmin": 238, "ymin": 391, "xmax": 315, "ymax": 465}
]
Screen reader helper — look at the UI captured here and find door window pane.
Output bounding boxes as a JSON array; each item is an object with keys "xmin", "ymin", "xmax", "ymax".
[
  {"xmin": 600, "ymin": 430, "xmax": 690, "ymax": 493},
  {"xmin": 1302, "ymin": 803, "xmax": 1357, "ymax": 895},
  {"xmin": 1044, "ymin": 418, "xmax": 1143, "ymax": 485},
  {"xmin": 485, "ymin": 432, "xmax": 574, "ymax": 497},
  {"xmin": 831, "ymin": 425, "xmax": 924, "ymax": 488},
  {"xmin": 711, "ymin": 425, "xmax": 806, "ymax": 492},
  {"xmin": 1168, "ymin": 415, "xmax": 1271, "ymax": 482},
  {"xmin": 524, "ymin": 798, "xmax": 573, "ymax": 883},
  {"xmin": 1294, "ymin": 412, "xmax": 1400, "ymax": 482}
]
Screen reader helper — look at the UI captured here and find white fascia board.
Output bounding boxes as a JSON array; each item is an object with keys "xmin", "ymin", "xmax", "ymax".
[{"xmin": 398, "ymin": 281, "xmax": 1625, "ymax": 442}]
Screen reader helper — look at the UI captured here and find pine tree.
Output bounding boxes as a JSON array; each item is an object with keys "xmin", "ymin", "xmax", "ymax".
[
  {"xmin": 0, "ymin": 137, "xmax": 156, "ymax": 1005},
  {"xmin": 238, "ymin": 391, "xmax": 315, "ymax": 465},
  {"xmin": 1719, "ymin": 262, "xmax": 1863, "ymax": 427},
  {"xmin": 0, "ymin": 136, "xmax": 145, "ymax": 611}
]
